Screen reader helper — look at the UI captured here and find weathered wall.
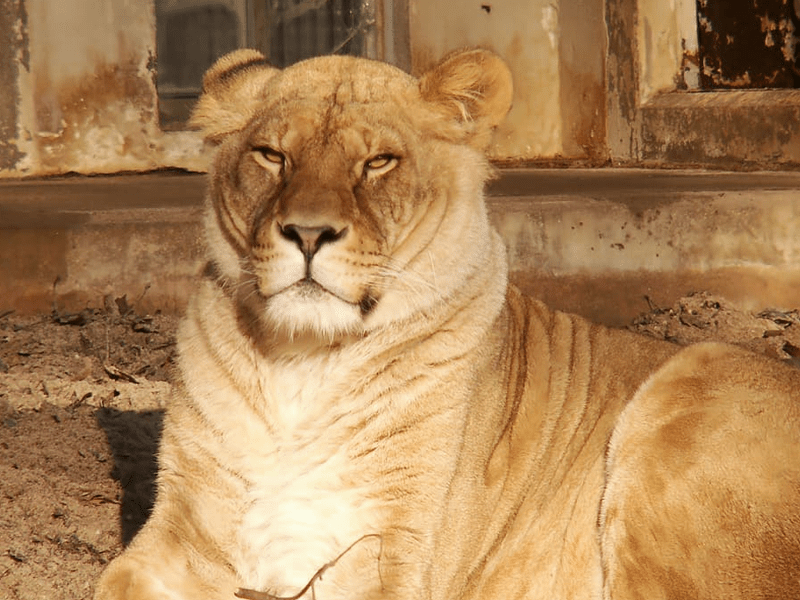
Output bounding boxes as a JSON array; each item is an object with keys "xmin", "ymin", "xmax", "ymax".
[
  {"xmin": 5, "ymin": 0, "xmax": 799, "ymax": 175},
  {"xmin": 1, "ymin": 0, "xmax": 206, "ymax": 178},
  {"xmin": 408, "ymin": 0, "xmax": 607, "ymax": 161},
  {"xmin": 0, "ymin": 0, "xmax": 612, "ymax": 177},
  {"xmin": 637, "ymin": 0, "xmax": 697, "ymax": 101}
]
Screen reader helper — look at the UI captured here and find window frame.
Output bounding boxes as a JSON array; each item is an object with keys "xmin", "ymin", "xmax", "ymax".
[{"xmin": 606, "ymin": 0, "xmax": 800, "ymax": 168}]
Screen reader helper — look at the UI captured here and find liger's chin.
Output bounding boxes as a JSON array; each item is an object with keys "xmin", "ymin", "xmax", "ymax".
[{"xmin": 262, "ymin": 286, "xmax": 366, "ymax": 341}]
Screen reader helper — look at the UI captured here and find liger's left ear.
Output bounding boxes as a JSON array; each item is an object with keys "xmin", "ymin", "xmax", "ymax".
[
  {"xmin": 190, "ymin": 49, "xmax": 280, "ymax": 144},
  {"xmin": 419, "ymin": 49, "xmax": 513, "ymax": 149}
]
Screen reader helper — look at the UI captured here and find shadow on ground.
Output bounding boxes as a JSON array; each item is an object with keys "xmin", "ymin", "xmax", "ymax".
[{"xmin": 96, "ymin": 407, "xmax": 163, "ymax": 544}]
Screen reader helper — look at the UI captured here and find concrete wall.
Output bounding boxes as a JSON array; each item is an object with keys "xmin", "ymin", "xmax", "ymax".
[
  {"xmin": 6, "ymin": 170, "xmax": 800, "ymax": 325},
  {"xmin": 637, "ymin": 0, "xmax": 698, "ymax": 101}
]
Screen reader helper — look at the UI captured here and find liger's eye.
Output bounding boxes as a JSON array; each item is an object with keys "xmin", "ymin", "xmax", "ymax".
[
  {"xmin": 252, "ymin": 146, "xmax": 285, "ymax": 169},
  {"xmin": 364, "ymin": 154, "xmax": 399, "ymax": 176}
]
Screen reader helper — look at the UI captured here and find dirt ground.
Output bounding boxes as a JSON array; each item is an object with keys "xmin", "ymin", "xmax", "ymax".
[
  {"xmin": 0, "ymin": 296, "xmax": 174, "ymax": 600},
  {"xmin": 2, "ymin": 291, "xmax": 800, "ymax": 599}
]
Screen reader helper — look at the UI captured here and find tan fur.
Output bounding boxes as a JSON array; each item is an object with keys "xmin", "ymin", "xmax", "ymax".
[{"xmin": 95, "ymin": 49, "xmax": 800, "ymax": 600}]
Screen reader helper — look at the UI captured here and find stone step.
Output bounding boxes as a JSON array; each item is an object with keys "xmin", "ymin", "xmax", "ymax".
[{"xmin": 3, "ymin": 169, "xmax": 800, "ymax": 326}]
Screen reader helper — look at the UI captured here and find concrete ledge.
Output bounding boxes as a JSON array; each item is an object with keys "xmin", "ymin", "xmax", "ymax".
[
  {"xmin": 492, "ymin": 169, "xmax": 800, "ymax": 324},
  {"xmin": 3, "ymin": 169, "xmax": 800, "ymax": 326},
  {"xmin": 0, "ymin": 173, "xmax": 205, "ymax": 314}
]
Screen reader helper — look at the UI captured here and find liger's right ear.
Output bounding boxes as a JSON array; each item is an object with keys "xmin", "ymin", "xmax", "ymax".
[
  {"xmin": 419, "ymin": 49, "xmax": 513, "ymax": 150},
  {"xmin": 190, "ymin": 49, "xmax": 279, "ymax": 144}
]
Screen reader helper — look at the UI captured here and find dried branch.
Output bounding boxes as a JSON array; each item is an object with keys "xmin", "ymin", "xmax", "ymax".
[{"xmin": 235, "ymin": 534, "xmax": 382, "ymax": 600}]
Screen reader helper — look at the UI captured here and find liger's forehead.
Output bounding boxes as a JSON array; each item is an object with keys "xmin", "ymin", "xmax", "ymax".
[
  {"xmin": 242, "ymin": 56, "xmax": 421, "ymax": 158},
  {"xmin": 252, "ymin": 57, "xmax": 418, "ymax": 125},
  {"xmin": 274, "ymin": 54, "xmax": 416, "ymax": 99},
  {"xmin": 248, "ymin": 94, "xmax": 415, "ymax": 158}
]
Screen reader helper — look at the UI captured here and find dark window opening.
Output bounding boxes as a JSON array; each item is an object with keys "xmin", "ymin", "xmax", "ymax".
[
  {"xmin": 156, "ymin": 2, "xmax": 241, "ymax": 129},
  {"xmin": 155, "ymin": 0, "xmax": 375, "ymax": 129},
  {"xmin": 252, "ymin": 0, "xmax": 368, "ymax": 68},
  {"xmin": 696, "ymin": 0, "xmax": 800, "ymax": 89}
]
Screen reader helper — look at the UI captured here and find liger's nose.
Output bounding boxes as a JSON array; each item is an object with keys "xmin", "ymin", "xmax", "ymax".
[{"xmin": 279, "ymin": 224, "xmax": 347, "ymax": 259}]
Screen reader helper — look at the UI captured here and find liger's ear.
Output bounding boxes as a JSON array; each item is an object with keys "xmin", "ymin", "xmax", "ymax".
[
  {"xmin": 419, "ymin": 49, "xmax": 513, "ymax": 149},
  {"xmin": 190, "ymin": 49, "xmax": 279, "ymax": 143}
]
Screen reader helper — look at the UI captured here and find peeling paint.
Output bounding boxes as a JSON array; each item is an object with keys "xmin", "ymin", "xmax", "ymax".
[
  {"xmin": 781, "ymin": 18, "xmax": 797, "ymax": 63},
  {"xmin": 31, "ymin": 56, "xmax": 159, "ymax": 173},
  {"xmin": 678, "ymin": 41, "xmax": 700, "ymax": 90},
  {"xmin": 540, "ymin": 4, "xmax": 558, "ymax": 50}
]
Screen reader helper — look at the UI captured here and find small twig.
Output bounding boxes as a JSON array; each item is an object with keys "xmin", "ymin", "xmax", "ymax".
[
  {"xmin": 331, "ymin": 27, "xmax": 360, "ymax": 55},
  {"xmin": 103, "ymin": 363, "xmax": 139, "ymax": 384},
  {"xmin": 51, "ymin": 276, "xmax": 62, "ymax": 316},
  {"xmin": 132, "ymin": 284, "xmax": 152, "ymax": 314},
  {"xmin": 68, "ymin": 391, "xmax": 93, "ymax": 410},
  {"xmin": 150, "ymin": 341, "xmax": 176, "ymax": 351},
  {"xmin": 644, "ymin": 295, "xmax": 661, "ymax": 313},
  {"xmin": 105, "ymin": 318, "xmax": 111, "ymax": 364},
  {"xmin": 235, "ymin": 534, "xmax": 382, "ymax": 600},
  {"xmin": 7, "ymin": 549, "xmax": 27, "ymax": 563}
]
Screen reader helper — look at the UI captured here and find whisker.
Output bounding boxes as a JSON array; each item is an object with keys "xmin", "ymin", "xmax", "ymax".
[
  {"xmin": 427, "ymin": 251, "xmax": 438, "ymax": 290},
  {"xmin": 367, "ymin": 255, "xmax": 445, "ymax": 311}
]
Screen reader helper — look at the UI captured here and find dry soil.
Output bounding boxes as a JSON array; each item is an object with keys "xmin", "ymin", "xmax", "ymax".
[{"xmin": 2, "ymin": 291, "xmax": 800, "ymax": 599}]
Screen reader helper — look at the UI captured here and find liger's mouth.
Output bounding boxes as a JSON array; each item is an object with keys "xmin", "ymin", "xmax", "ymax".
[
  {"xmin": 289, "ymin": 278, "xmax": 329, "ymax": 298},
  {"xmin": 290, "ymin": 279, "xmax": 380, "ymax": 318}
]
